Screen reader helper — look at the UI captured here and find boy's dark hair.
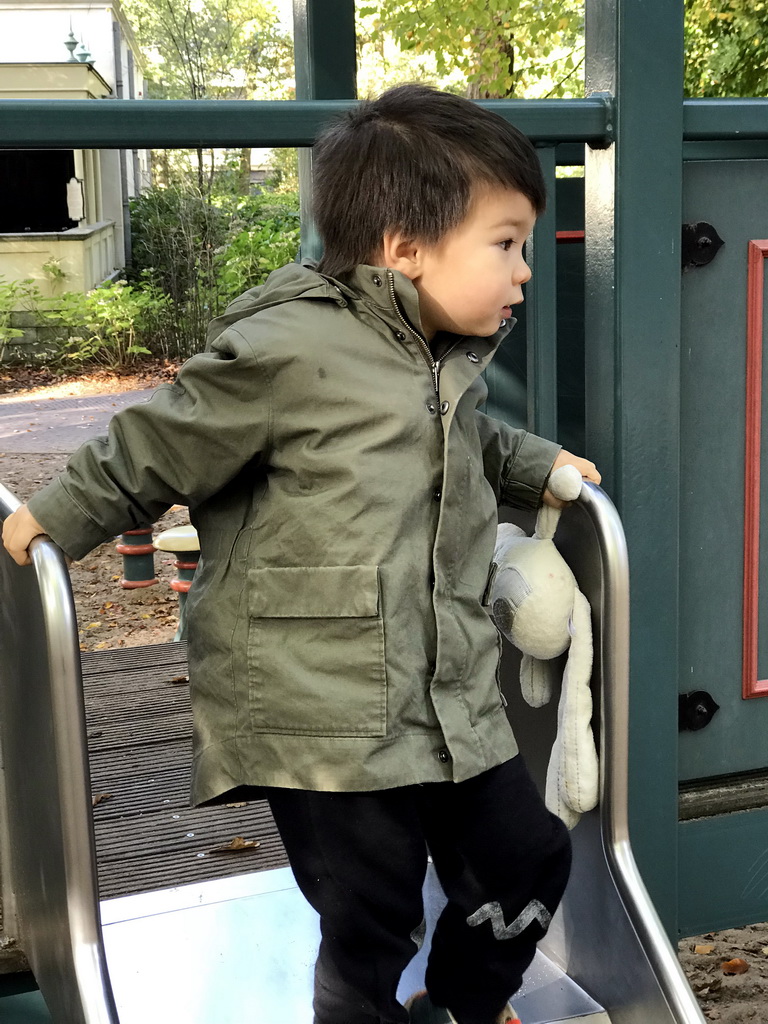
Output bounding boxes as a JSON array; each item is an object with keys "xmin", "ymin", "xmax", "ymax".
[{"xmin": 313, "ymin": 84, "xmax": 546, "ymax": 279}]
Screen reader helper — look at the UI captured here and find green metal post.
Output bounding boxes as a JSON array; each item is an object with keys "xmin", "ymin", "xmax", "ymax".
[
  {"xmin": 527, "ymin": 144, "xmax": 558, "ymax": 439},
  {"xmin": 585, "ymin": 0, "xmax": 684, "ymax": 938},
  {"xmin": 293, "ymin": 0, "xmax": 357, "ymax": 262}
]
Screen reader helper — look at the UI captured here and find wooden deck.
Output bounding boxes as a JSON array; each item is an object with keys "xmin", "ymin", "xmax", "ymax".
[{"xmin": 82, "ymin": 641, "xmax": 288, "ymax": 900}]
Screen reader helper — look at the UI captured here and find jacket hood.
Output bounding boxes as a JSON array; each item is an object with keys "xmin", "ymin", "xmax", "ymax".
[
  {"xmin": 207, "ymin": 261, "xmax": 341, "ymax": 348},
  {"xmin": 206, "ymin": 259, "xmax": 517, "ymax": 351}
]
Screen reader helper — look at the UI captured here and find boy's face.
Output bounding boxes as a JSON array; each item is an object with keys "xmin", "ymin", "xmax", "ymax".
[{"xmin": 408, "ymin": 186, "xmax": 536, "ymax": 341}]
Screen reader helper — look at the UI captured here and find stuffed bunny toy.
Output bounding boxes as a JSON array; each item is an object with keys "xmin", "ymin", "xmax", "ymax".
[{"xmin": 488, "ymin": 465, "xmax": 599, "ymax": 829}]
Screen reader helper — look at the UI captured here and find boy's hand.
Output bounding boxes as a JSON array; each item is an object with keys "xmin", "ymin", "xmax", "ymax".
[
  {"xmin": 543, "ymin": 450, "xmax": 601, "ymax": 509},
  {"xmin": 2, "ymin": 505, "xmax": 47, "ymax": 566}
]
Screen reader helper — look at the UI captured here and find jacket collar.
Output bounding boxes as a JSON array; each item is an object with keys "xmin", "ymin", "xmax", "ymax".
[
  {"xmin": 335, "ymin": 264, "xmax": 517, "ymax": 351},
  {"xmin": 338, "ymin": 264, "xmax": 426, "ymax": 336}
]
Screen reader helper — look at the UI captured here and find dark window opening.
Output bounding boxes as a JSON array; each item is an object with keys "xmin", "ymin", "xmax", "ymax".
[{"xmin": 0, "ymin": 150, "xmax": 79, "ymax": 233}]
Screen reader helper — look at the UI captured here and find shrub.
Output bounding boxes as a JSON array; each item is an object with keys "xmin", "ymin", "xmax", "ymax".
[
  {"xmin": 2, "ymin": 186, "xmax": 302, "ymax": 369},
  {"xmin": 215, "ymin": 218, "xmax": 301, "ymax": 303},
  {"xmin": 0, "ymin": 277, "xmax": 47, "ymax": 363},
  {"xmin": 128, "ymin": 186, "xmax": 300, "ymax": 359},
  {"xmin": 45, "ymin": 280, "xmax": 171, "ymax": 369}
]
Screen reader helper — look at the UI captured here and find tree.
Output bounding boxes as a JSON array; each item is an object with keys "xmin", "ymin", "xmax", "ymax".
[
  {"xmin": 358, "ymin": 0, "xmax": 585, "ymax": 99},
  {"xmin": 685, "ymin": 0, "xmax": 768, "ymax": 97},
  {"xmin": 124, "ymin": 0, "xmax": 291, "ymax": 100},
  {"xmin": 355, "ymin": 11, "xmax": 465, "ymax": 97},
  {"xmin": 123, "ymin": 0, "xmax": 293, "ymax": 190}
]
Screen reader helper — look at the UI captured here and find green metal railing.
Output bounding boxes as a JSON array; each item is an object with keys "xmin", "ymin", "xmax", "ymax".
[
  {"xmin": 0, "ymin": 96, "xmax": 614, "ymax": 149},
  {"xmin": 3, "ymin": 96, "xmax": 768, "ymax": 151}
]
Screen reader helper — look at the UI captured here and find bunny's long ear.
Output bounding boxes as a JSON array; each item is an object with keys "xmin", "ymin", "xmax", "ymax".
[
  {"xmin": 545, "ymin": 732, "xmax": 581, "ymax": 830},
  {"xmin": 545, "ymin": 587, "xmax": 599, "ymax": 827},
  {"xmin": 533, "ymin": 504, "xmax": 561, "ymax": 542},
  {"xmin": 520, "ymin": 654, "xmax": 553, "ymax": 708},
  {"xmin": 533, "ymin": 464, "xmax": 583, "ymax": 540}
]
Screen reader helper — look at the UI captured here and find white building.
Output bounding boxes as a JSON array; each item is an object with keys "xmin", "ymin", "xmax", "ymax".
[{"xmin": 0, "ymin": 0, "xmax": 149, "ymax": 297}]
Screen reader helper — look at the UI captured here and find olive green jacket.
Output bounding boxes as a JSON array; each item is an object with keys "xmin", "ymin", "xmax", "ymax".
[{"xmin": 28, "ymin": 263, "xmax": 560, "ymax": 803}]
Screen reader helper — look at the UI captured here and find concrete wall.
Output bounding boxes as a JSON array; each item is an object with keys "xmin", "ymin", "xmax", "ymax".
[{"xmin": 0, "ymin": 223, "xmax": 118, "ymax": 298}]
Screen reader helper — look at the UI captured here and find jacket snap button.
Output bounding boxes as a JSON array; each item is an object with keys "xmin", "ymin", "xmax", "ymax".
[
  {"xmin": 395, "ymin": 330, "xmax": 406, "ymax": 341},
  {"xmin": 437, "ymin": 748, "xmax": 451, "ymax": 763},
  {"xmin": 466, "ymin": 351, "xmax": 480, "ymax": 363},
  {"xmin": 426, "ymin": 401, "xmax": 437, "ymax": 415},
  {"xmin": 432, "ymin": 488, "xmax": 442, "ymax": 501},
  {"xmin": 373, "ymin": 274, "xmax": 382, "ymax": 286},
  {"xmin": 439, "ymin": 401, "xmax": 450, "ymax": 415}
]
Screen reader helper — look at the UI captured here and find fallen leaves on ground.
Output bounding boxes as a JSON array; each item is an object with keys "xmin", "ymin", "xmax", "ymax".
[
  {"xmin": 680, "ymin": 924, "xmax": 768, "ymax": 1023},
  {"xmin": 0, "ymin": 360, "xmax": 180, "ymax": 398},
  {"xmin": 210, "ymin": 836, "xmax": 261, "ymax": 854},
  {"xmin": 722, "ymin": 960, "xmax": 750, "ymax": 976}
]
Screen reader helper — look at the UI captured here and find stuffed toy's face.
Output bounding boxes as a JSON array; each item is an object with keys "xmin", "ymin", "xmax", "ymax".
[{"xmin": 490, "ymin": 527, "xmax": 577, "ymax": 660}]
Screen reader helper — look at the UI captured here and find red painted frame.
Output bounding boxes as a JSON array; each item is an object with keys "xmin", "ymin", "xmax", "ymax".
[{"xmin": 743, "ymin": 240, "xmax": 768, "ymax": 698}]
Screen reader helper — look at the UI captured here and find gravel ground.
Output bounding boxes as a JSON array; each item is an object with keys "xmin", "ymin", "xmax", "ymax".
[
  {"xmin": 0, "ymin": 365, "xmax": 185, "ymax": 651},
  {"xmin": 1, "ymin": 445, "xmax": 187, "ymax": 651}
]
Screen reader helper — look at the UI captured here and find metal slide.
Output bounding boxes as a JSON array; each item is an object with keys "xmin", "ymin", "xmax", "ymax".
[{"xmin": 0, "ymin": 480, "xmax": 705, "ymax": 1024}]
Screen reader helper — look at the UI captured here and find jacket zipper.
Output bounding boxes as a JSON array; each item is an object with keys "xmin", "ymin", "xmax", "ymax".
[
  {"xmin": 387, "ymin": 270, "xmax": 440, "ymax": 393},
  {"xmin": 386, "ymin": 271, "xmax": 467, "ymax": 395}
]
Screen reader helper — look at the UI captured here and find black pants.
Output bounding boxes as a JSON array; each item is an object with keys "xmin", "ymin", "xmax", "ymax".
[{"xmin": 266, "ymin": 756, "xmax": 571, "ymax": 1024}]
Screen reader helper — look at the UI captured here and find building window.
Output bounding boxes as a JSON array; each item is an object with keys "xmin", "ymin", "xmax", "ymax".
[{"xmin": 0, "ymin": 150, "xmax": 79, "ymax": 233}]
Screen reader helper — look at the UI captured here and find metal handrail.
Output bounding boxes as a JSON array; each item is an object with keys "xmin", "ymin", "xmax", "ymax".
[
  {"xmin": 0, "ymin": 483, "xmax": 119, "ymax": 1024},
  {"xmin": 577, "ymin": 482, "xmax": 705, "ymax": 1023}
]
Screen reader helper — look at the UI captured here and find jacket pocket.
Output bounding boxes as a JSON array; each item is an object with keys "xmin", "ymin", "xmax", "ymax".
[{"xmin": 247, "ymin": 565, "xmax": 386, "ymax": 737}]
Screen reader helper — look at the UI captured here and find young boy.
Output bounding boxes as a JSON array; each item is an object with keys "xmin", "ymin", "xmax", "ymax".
[{"xmin": 3, "ymin": 85, "xmax": 600, "ymax": 1024}]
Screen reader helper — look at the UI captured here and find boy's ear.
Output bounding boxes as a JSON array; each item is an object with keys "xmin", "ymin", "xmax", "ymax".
[{"xmin": 381, "ymin": 231, "xmax": 425, "ymax": 280}]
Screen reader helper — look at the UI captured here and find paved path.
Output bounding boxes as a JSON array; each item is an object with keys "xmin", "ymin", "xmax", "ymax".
[{"xmin": 0, "ymin": 389, "xmax": 154, "ymax": 454}]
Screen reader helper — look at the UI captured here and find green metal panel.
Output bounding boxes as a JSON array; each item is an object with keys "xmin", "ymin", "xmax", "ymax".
[
  {"xmin": 685, "ymin": 141, "xmax": 768, "ymax": 161},
  {"xmin": 585, "ymin": 0, "xmax": 684, "ymax": 939},
  {"xmin": 0, "ymin": 975, "xmax": 50, "ymax": 1023},
  {"xmin": 484, "ymin": 177, "xmax": 585, "ymax": 451},
  {"xmin": 0, "ymin": 992, "xmax": 51, "ymax": 1023},
  {"xmin": 556, "ymin": 179, "xmax": 587, "ymax": 456},
  {"xmin": 0, "ymin": 98, "xmax": 612, "ymax": 150},
  {"xmin": 679, "ymin": 160, "xmax": 768, "ymax": 782},
  {"xmin": 556, "ymin": 142, "xmax": 587, "ymax": 166},
  {"xmin": 678, "ymin": 809, "xmax": 768, "ymax": 935}
]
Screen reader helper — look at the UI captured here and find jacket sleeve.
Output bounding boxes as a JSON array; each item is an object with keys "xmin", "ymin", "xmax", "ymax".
[
  {"xmin": 474, "ymin": 410, "xmax": 561, "ymax": 510},
  {"xmin": 27, "ymin": 327, "xmax": 271, "ymax": 561}
]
